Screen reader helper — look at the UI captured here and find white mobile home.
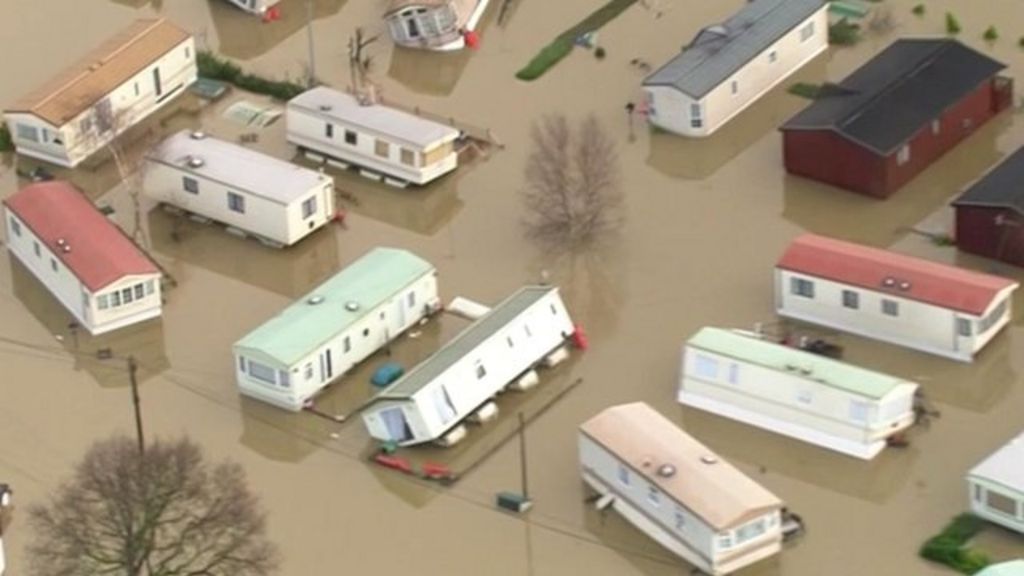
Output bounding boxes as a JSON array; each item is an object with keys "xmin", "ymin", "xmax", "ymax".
[
  {"xmin": 643, "ymin": 0, "xmax": 827, "ymax": 137},
  {"xmin": 580, "ymin": 403, "xmax": 785, "ymax": 576},
  {"xmin": 3, "ymin": 181, "xmax": 162, "ymax": 335},
  {"xmin": 977, "ymin": 561, "xmax": 1024, "ymax": 576},
  {"xmin": 968, "ymin": 431, "xmax": 1024, "ymax": 535},
  {"xmin": 145, "ymin": 130, "xmax": 336, "ymax": 247},
  {"xmin": 286, "ymin": 86, "xmax": 460, "ymax": 186},
  {"xmin": 223, "ymin": 0, "xmax": 280, "ymax": 17},
  {"xmin": 775, "ymin": 234, "xmax": 1018, "ymax": 362},
  {"xmin": 3, "ymin": 19, "xmax": 197, "ymax": 168},
  {"xmin": 384, "ymin": 0, "xmax": 491, "ymax": 51},
  {"xmin": 679, "ymin": 327, "xmax": 919, "ymax": 459},
  {"xmin": 361, "ymin": 285, "xmax": 575, "ymax": 446},
  {"xmin": 233, "ymin": 248, "xmax": 440, "ymax": 411}
]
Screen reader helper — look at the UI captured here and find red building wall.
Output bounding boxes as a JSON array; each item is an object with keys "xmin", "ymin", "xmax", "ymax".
[
  {"xmin": 784, "ymin": 78, "xmax": 1009, "ymax": 199},
  {"xmin": 955, "ymin": 206, "xmax": 1024, "ymax": 268}
]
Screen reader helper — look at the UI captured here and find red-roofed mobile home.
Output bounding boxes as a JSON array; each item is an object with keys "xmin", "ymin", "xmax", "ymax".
[
  {"xmin": 4, "ymin": 181, "xmax": 162, "ymax": 335},
  {"xmin": 774, "ymin": 234, "xmax": 1017, "ymax": 362}
]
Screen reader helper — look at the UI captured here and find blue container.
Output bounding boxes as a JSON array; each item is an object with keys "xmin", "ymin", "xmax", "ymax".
[{"xmin": 371, "ymin": 362, "xmax": 404, "ymax": 387}]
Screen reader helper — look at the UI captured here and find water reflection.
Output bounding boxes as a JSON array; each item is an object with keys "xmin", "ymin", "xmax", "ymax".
[
  {"xmin": 387, "ymin": 46, "xmax": 473, "ymax": 97},
  {"xmin": 781, "ymin": 111, "xmax": 1008, "ymax": 246},
  {"xmin": 8, "ymin": 258, "xmax": 169, "ymax": 388},
  {"xmin": 530, "ymin": 244, "xmax": 626, "ymax": 342},
  {"xmin": 582, "ymin": 506, "xmax": 689, "ymax": 576},
  {"xmin": 147, "ymin": 207, "xmax": 341, "ymax": 298},
  {"xmin": 680, "ymin": 406, "xmax": 918, "ymax": 504},
  {"xmin": 209, "ymin": 0, "xmax": 346, "ymax": 60},
  {"xmin": 238, "ymin": 397, "xmax": 324, "ymax": 463},
  {"xmin": 646, "ymin": 54, "xmax": 827, "ymax": 182},
  {"xmin": 109, "ymin": 0, "xmax": 163, "ymax": 8}
]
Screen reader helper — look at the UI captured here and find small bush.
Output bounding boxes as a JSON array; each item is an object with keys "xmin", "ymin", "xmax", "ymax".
[
  {"xmin": 829, "ymin": 18, "xmax": 862, "ymax": 46},
  {"xmin": 946, "ymin": 12, "xmax": 962, "ymax": 35},
  {"xmin": 197, "ymin": 50, "xmax": 306, "ymax": 101},
  {"xmin": 516, "ymin": 39, "xmax": 575, "ymax": 80},
  {"xmin": 920, "ymin": 514, "xmax": 990, "ymax": 575},
  {"xmin": 1019, "ymin": 36, "xmax": 1024, "ymax": 48},
  {"xmin": 912, "ymin": 4, "xmax": 925, "ymax": 16},
  {"xmin": 984, "ymin": 26, "xmax": 999, "ymax": 41},
  {"xmin": 0, "ymin": 122, "xmax": 12, "ymax": 152},
  {"xmin": 788, "ymin": 82, "xmax": 822, "ymax": 100},
  {"xmin": 594, "ymin": 46, "xmax": 606, "ymax": 59}
]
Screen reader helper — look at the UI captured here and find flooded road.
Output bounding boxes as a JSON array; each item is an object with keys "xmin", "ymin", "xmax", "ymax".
[{"xmin": 3, "ymin": 0, "xmax": 1024, "ymax": 574}]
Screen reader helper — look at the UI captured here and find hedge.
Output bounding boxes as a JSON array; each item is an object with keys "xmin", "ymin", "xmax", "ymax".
[
  {"xmin": 197, "ymin": 50, "xmax": 307, "ymax": 101},
  {"xmin": 0, "ymin": 122, "xmax": 12, "ymax": 152},
  {"xmin": 919, "ymin": 514, "xmax": 990, "ymax": 575}
]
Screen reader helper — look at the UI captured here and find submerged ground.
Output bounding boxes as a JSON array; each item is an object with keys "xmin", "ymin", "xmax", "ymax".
[{"xmin": 1, "ymin": 0, "xmax": 1024, "ymax": 574}]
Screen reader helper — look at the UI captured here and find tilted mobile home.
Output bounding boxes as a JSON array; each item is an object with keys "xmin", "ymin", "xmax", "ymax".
[
  {"xmin": 361, "ymin": 285, "xmax": 575, "ymax": 447},
  {"xmin": 643, "ymin": 0, "xmax": 827, "ymax": 138},
  {"xmin": 3, "ymin": 19, "xmax": 197, "ymax": 168},
  {"xmin": 145, "ymin": 130, "xmax": 336, "ymax": 247},
  {"xmin": 775, "ymin": 234, "xmax": 1018, "ymax": 362},
  {"xmin": 968, "ymin": 431, "xmax": 1024, "ymax": 535},
  {"xmin": 679, "ymin": 327, "xmax": 919, "ymax": 459},
  {"xmin": 3, "ymin": 181, "xmax": 162, "ymax": 335},
  {"xmin": 580, "ymin": 402, "xmax": 785, "ymax": 576},
  {"xmin": 286, "ymin": 86, "xmax": 460, "ymax": 186},
  {"xmin": 233, "ymin": 248, "xmax": 440, "ymax": 411},
  {"xmin": 384, "ymin": 0, "xmax": 491, "ymax": 51}
]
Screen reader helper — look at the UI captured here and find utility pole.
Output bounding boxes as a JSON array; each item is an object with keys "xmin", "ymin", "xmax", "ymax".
[
  {"xmin": 306, "ymin": 0, "xmax": 316, "ymax": 88},
  {"xmin": 128, "ymin": 357, "xmax": 144, "ymax": 456},
  {"xmin": 518, "ymin": 412, "xmax": 529, "ymax": 499}
]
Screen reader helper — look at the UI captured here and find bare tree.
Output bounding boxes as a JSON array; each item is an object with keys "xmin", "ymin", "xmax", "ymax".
[
  {"xmin": 348, "ymin": 27, "xmax": 379, "ymax": 104},
  {"xmin": 522, "ymin": 114, "xmax": 623, "ymax": 248},
  {"xmin": 28, "ymin": 435, "xmax": 278, "ymax": 576}
]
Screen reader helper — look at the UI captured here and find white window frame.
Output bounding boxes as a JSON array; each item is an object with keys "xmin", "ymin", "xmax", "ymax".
[
  {"xmin": 790, "ymin": 277, "xmax": 815, "ymax": 298},
  {"xmin": 302, "ymin": 196, "xmax": 317, "ymax": 219},
  {"xmin": 897, "ymin": 144, "xmax": 911, "ymax": 166},
  {"xmin": 842, "ymin": 289, "xmax": 859, "ymax": 309},
  {"xmin": 228, "ymin": 192, "xmax": 246, "ymax": 214},
  {"xmin": 882, "ymin": 299, "xmax": 899, "ymax": 317},
  {"xmin": 800, "ymin": 21, "xmax": 815, "ymax": 42},
  {"xmin": 182, "ymin": 176, "xmax": 199, "ymax": 194},
  {"xmin": 693, "ymin": 354, "xmax": 719, "ymax": 380},
  {"xmin": 246, "ymin": 360, "xmax": 277, "ymax": 385}
]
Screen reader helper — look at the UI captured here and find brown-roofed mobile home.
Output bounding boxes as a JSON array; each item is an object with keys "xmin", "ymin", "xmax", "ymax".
[
  {"xmin": 3, "ymin": 19, "xmax": 196, "ymax": 168},
  {"xmin": 579, "ymin": 402, "xmax": 785, "ymax": 575}
]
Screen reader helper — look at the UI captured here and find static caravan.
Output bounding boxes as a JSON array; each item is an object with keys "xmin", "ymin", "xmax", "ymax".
[
  {"xmin": 775, "ymin": 234, "xmax": 1019, "ymax": 362},
  {"xmin": 3, "ymin": 19, "xmax": 196, "ymax": 168},
  {"xmin": 679, "ymin": 327, "xmax": 919, "ymax": 459},
  {"xmin": 145, "ymin": 130, "xmax": 336, "ymax": 247},
  {"xmin": 361, "ymin": 285, "xmax": 575, "ymax": 447},
  {"xmin": 580, "ymin": 403, "xmax": 785, "ymax": 576},
  {"xmin": 977, "ymin": 561, "xmax": 1024, "ymax": 576},
  {"xmin": 233, "ymin": 248, "xmax": 440, "ymax": 411},
  {"xmin": 4, "ymin": 182, "xmax": 162, "ymax": 335},
  {"xmin": 643, "ymin": 0, "xmax": 827, "ymax": 138},
  {"xmin": 286, "ymin": 86, "xmax": 460, "ymax": 186},
  {"xmin": 968, "ymin": 431, "xmax": 1024, "ymax": 534},
  {"xmin": 384, "ymin": 0, "xmax": 492, "ymax": 51}
]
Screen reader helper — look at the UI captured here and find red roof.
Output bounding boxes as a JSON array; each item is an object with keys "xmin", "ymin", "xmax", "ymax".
[
  {"xmin": 777, "ymin": 234, "xmax": 1018, "ymax": 315},
  {"xmin": 4, "ymin": 181, "xmax": 159, "ymax": 291}
]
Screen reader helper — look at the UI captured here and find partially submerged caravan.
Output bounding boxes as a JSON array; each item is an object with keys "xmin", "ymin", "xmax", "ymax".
[
  {"xmin": 968, "ymin": 431, "xmax": 1024, "ymax": 535},
  {"xmin": 384, "ymin": 0, "xmax": 492, "ymax": 51},
  {"xmin": 679, "ymin": 327, "xmax": 919, "ymax": 459},
  {"xmin": 580, "ymin": 402, "xmax": 787, "ymax": 575},
  {"xmin": 361, "ymin": 285, "xmax": 575, "ymax": 447},
  {"xmin": 286, "ymin": 86, "xmax": 460, "ymax": 187},
  {"xmin": 233, "ymin": 248, "xmax": 440, "ymax": 411},
  {"xmin": 145, "ymin": 130, "xmax": 335, "ymax": 248}
]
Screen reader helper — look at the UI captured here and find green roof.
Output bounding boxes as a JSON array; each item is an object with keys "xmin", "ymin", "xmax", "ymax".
[
  {"xmin": 377, "ymin": 285, "xmax": 556, "ymax": 399},
  {"xmin": 978, "ymin": 561, "xmax": 1024, "ymax": 576},
  {"xmin": 686, "ymin": 327, "xmax": 910, "ymax": 400},
  {"xmin": 234, "ymin": 248, "xmax": 434, "ymax": 366}
]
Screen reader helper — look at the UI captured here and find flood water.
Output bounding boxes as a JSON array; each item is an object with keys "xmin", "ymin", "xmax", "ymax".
[{"xmin": 2, "ymin": 0, "xmax": 1024, "ymax": 574}]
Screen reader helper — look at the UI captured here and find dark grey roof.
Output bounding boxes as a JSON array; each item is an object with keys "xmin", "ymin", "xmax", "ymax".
[
  {"xmin": 781, "ymin": 39, "xmax": 1006, "ymax": 156},
  {"xmin": 643, "ymin": 0, "xmax": 826, "ymax": 98},
  {"xmin": 953, "ymin": 146, "xmax": 1024, "ymax": 216},
  {"xmin": 375, "ymin": 286, "xmax": 556, "ymax": 399}
]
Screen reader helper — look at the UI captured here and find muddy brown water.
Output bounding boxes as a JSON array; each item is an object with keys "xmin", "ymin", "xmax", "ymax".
[{"xmin": 3, "ymin": 0, "xmax": 1024, "ymax": 574}]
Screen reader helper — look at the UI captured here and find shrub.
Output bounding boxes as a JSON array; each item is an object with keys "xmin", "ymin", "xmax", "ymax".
[
  {"xmin": 984, "ymin": 26, "xmax": 998, "ymax": 41},
  {"xmin": 919, "ymin": 514, "xmax": 990, "ymax": 575},
  {"xmin": 912, "ymin": 4, "xmax": 925, "ymax": 16},
  {"xmin": 594, "ymin": 46, "xmax": 606, "ymax": 59},
  {"xmin": 829, "ymin": 18, "xmax": 862, "ymax": 46},
  {"xmin": 946, "ymin": 12, "xmax": 962, "ymax": 35},
  {"xmin": 0, "ymin": 122, "xmax": 12, "ymax": 152},
  {"xmin": 197, "ymin": 50, "xmax": 306, "ymax": 101},
  {"xmin": 1019, "ymin": 36, "xmax": 1024, "ymax": 48},
  {"xmin": 516, "ymin": 39, "xmax": 575, "ymax": 81},
  {"xmin": 788, "ymin": 82, "xmax": 822, "ymax": 100}
]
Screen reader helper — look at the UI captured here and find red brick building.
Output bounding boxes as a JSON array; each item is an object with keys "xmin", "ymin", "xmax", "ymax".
[
  {"xmin": 952, "ymin": 146, "xmax": 1024, "ymax": 267},
  {"xmin": 781, "ymin": 39, "xmax": 1012, "ymax": 199}
]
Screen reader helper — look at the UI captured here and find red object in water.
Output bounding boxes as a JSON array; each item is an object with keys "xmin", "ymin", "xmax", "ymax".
[
  {"xmin": 464, "ymin": 30, "xmax": 480, "ymax": 49},
  {"xmin": 332, "ymin": 209, "xmax": 347, "ymax": 225},
  {"xmin": 262, "ymin": 6, "xmax": 281, "ymax": 23},
  {"xmin": 374, "ymin": 454, "xmax": 413, "ymax": 474},
  {"xmin": 571, "ymin": 325, "xmax": 589, "ymax": 351},
  {"xmin": 421, "ymin": 462, "xmax": 452, "ymax": 480}
]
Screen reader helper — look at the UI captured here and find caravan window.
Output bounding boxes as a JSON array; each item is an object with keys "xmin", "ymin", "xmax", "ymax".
[
  {"xmin": 957, "ymin": 318, "xmax": 972, "ymax": 337},
  {"xmin": 325, "ymin": 123, "xmax": 334, "ymax": 138},
  {"xmin": 849, "ymin": 400, "xmax": 870, "ymax": 423},
  {"xmin": 375, "ymin": 139, "xmax": 390, "ymax": 158},
  {"xmin": 228, "ymin": 192, "xmax": 246, "ymax": 214},
  {"xmin": 16, "ymin": 124, "xmax": 39, "ymax": 142},
  {"xmin": 400, "ymin": 148, "xmax": 416, "ymax": 166},
  {"xmin": 278, "ymin": 370, "xmax": 291, "ymax": 388},
  {"xmin": 98, "ymin": 295, "xmax": 109, "ymax": 310},
  {"xmin": 986, "ymin": 490, "xmax": 1018, "ymax": 517},
  {"xmin": 344, "ymin": 130, "xmax": 358, "ymax": 145},
  {"xmin": 727, "ymin": 363, "xmax": 740, "ymax": 384},
  {"xmin": 432, "ymin": 386, "xmax": 458, "ymax": 425},
  {"xmin": 246, "ymin": 360, "xmax": 277, "ymax": 385},
  {"xmin": 881, "ymin": 299, "xmax": 899, "ymax": 317},
  {"xmin": 693, "ymin": 354, "xmax": 719, "ymax": 380},
  {"xmin": 475, "ymin": 363, "xmax": 487, "ymax": 379},
  {"xmin": 134, "ymin": 284, "xmax": 144, "ymax": 300},
  {"xmin": 302, "ymin": 196, "xmax": 317, "ymax": 219},
  {"xmin": 304, "ymin": 363, "xmax": 313, "ymax": 380},
  {"xmin": 647, "ymin": 486, "xmax": 660, "ymax": 507},
  {"xmin": 842, "ymin": 290, "xmax": 859, "ymax": 309},
  {"xmin": 9, "ymin": 217, "xmax": 20, "ymax": 237},
  {"xmin": 790, "ymin": 277, "xmax": 815, "ymax": 298},
  {"xmin": 617, "ymin": 464, "xmax": 630, "ymax": 486},
  {"xmin": 183, "ymin": 176, "xmax": 199, "ymax": 194},
  {"xmin": 407, "ymin": 291, "xmax": 416, "ymax": 308},
  {"xmin": 736, "ymin": 518, "xmax": 767, "ymax": 544}
]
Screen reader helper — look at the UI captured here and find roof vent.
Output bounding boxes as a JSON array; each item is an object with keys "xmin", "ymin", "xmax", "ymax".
[
  {"xmin": 61, "ymin": 244, "xmax": 71, "ymax": 254},
  {"xmin": 56, "ymin": 238, "xmax": 67, "ymax": 247},
  {"xmin": 318, "ymin": 104, "xmax": 333, "ymax": 112},
  {"xmin": 898, "ymin": 281, "xmax": 912, "ymax": 291},
  {"xmin": 189, "ymin": 130, "xmax": 207, "ymax": 140},
  {"xmin": 656, "ymin": 464, "xmax": 677, "ymax": 478},
  {"xmin": 700, "ymin": 455, "xmax": 719, "ymax": 465},
  {"xmin": 882, "ymin": 277, "xmax": 897, "ymax": 288},
  {"xmin": 307, "ymin": 295, "xmax": 325, "ymax": 305},
  {"xmin": 344, "ymin": 301, "xmax": 360, "ymax": 312},
  {"xmin": 186, "ymin": 155, "xmax": 205, "ymax": 169}
]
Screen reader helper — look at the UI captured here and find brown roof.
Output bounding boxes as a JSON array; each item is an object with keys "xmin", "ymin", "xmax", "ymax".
[
  {"xmin": 580, "ymin": 403, "xmax": 783, "ymax": 531},
  {"xmin": 6, "ymin": 19, "xmax": 191, "ymax": 126}
]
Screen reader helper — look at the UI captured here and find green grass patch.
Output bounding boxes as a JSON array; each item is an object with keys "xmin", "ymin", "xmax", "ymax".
[
  {"xmin": 920, "ymin": 514, "xmax": 990, "ymax": 575},
  {"xmin": 516, "ymin": 0, "xmax": 639, "ymax": 81},
  {"xmin": 788, "ymin": 82, "xmax": 822, "ymax": 100},
  {"xmin": 912, "ymin": 3, "xmax": 925, "ymax": 16},
  {"xmin": 984, "ymin": 26, "xmax": 999, "ymax": 42},
  {"xmin": 197, "ymin": 50, "xmax": 307, "ymax": 101},
  {"xmin": 946, "ymin": 12, "xmax": 962, "ymax": 35},
  {"xmin": 829, "ymin": 18, "xmax": 862, "ymax": 46},
  {"xmin": 0, "ymin": 122, "xmax": 12, "ymax": 152}
]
